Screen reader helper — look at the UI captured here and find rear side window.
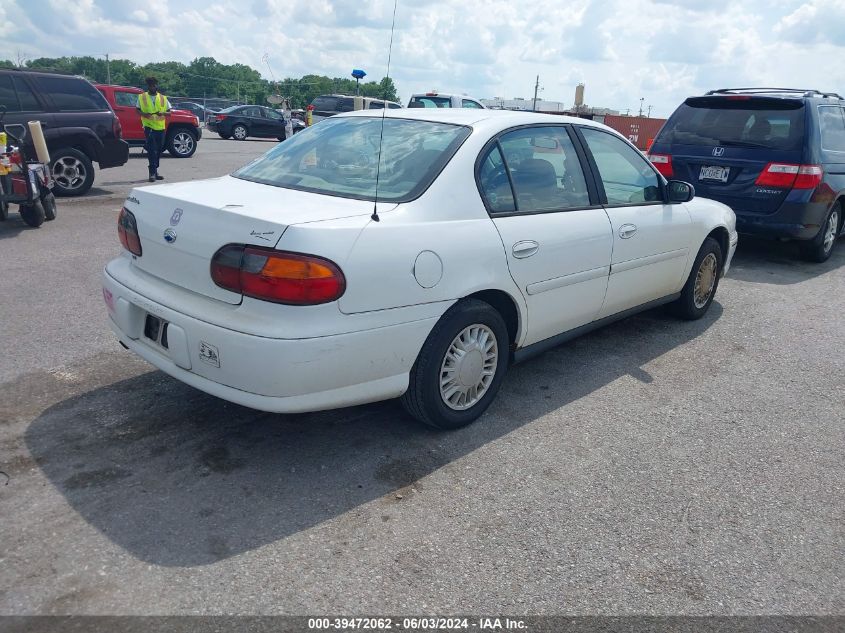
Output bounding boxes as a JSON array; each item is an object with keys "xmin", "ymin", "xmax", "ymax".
[
  {"xmin": 410, "ymin": 96, "xmax": 452, "ymax": 108},
  {"xmin": 818, "ymin": 106, "xmax": 845, "ymax": 152},
  {"xmin": 312, "ymin": 96, "xmax": 338, "ymax": 111},
  {"xmin": 661, "ymin": 97, "xmax": 805, "ymax": 150},
  {"xmin": 369, "ymin": 101, "xmax": 385, "ymax": 110},
  {"xmin": 34, "ymin": 75, "xmax": 110, "ymax": 111},
  {"xmin": 580, "ymin": 127, "xmax": 661, "ymax": 206},
  {"xmin": 462, "ymin": 100, "xmax": 483, "ymax": 109},
  {"xmin": 388, "ymin": 103, "xmax": 402, "ymax": 109},
  {"xmin": 114, "ymin": 90, "xmax": 139, "ymax": 107}
]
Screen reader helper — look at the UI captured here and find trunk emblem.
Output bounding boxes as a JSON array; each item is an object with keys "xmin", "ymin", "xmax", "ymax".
[
  {"xmin": 163, "ymin": 228, "xmax": 177, "ymax": 244},
  {"xmin": 170, "ymin": 208, "xmax": 183, "ymax": 226},
  {"xmin": 712, "ymin": 147, "xmax": 725, "ymax": 157}
]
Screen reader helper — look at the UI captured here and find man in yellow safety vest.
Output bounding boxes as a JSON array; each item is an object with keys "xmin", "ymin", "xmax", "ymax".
[{"xmin": 136, "ymin": 76, "xmax": 171, "ymax": 182}]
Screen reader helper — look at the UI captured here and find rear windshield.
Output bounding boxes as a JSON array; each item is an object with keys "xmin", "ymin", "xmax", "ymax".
[
  {"xmin": 661, "ymin": 97, "xmax": 805, "ymax": 150},
  {"xmin": 233, "ymin": 116, "xmax": 471, "ymax": 202},
  {"xmin": 410, "ymin": 96, "xmax": 452, "ymax": 108}
]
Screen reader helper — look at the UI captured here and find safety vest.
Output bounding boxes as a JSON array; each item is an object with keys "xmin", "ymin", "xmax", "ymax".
[{"xmin": 138, "ymin": 92, "xmax": 169, "ymax": 131}]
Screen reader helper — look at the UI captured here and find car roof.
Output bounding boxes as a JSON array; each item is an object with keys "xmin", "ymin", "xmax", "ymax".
[{"xmin": 337, "ymin": 107, "xmax": 614, "ymax": 134}]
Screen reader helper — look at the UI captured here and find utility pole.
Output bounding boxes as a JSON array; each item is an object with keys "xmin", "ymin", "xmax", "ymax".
[
  {"xmin": 647, "ymin": 105, "xmax": 652, "ymax": 118},
  {"xmin": 532, "ymin": 75, "xmax": 540, "ymax": 112},
  {"xmin": 105, "ymin": 53, "xmax": 111, "ymax": 84},
  {"xmin": 639, "ymin": 97, "xmax": 644, "ymax": 117}
]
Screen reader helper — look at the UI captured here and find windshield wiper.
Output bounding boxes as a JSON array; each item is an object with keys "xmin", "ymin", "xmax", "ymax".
[{"xmin": 717, "ymin": 139, "xmax": 769, "ymax": 149}]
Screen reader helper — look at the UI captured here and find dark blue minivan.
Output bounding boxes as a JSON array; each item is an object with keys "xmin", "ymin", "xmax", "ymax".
[{"xmin": 649, "ymin": 88, "xmax": 845, "ymax": 262}]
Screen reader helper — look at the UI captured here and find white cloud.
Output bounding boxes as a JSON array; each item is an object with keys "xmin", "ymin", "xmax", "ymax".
[{"xmin": 3, "ymin": 0, "xmax": 845, "ymax": 117}]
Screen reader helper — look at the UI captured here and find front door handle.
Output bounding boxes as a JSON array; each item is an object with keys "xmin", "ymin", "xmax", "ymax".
[
  {"xmin": 512, "ymin": 240, "xmax": 540, "ymax": 258},
  {"xmin": 619, "ymin": 224, "xmax": 638, "ymax": 239}
]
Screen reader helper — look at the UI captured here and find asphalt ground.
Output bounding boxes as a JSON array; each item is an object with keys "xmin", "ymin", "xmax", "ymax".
[{"xmin": 0, "ymin": 137, "xmax": 843, "ymax": 616}]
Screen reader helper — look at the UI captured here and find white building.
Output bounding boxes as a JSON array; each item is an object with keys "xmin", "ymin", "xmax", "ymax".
[{"xmin": 480, "ymin": 97, "xmax": 619, "ymax": 116}]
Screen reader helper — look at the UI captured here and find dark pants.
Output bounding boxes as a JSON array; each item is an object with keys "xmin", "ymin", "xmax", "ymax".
[{"xmin": 144, "ymin": 127, "xmax": 165, "ymax": 175}]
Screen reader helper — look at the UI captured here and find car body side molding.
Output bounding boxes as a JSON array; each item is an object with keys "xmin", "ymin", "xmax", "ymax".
[{"xmin": 512, "ymin": 292, "xmax": 681, "ymax": 364}]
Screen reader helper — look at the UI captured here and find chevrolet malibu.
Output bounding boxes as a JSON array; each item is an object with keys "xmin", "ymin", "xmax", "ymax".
[{"xmin": 103, "ymin": 109, "xmax": 737, "ymax": 429}]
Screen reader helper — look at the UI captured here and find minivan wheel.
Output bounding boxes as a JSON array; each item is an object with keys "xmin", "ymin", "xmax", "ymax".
[
  {"xmin": 800, "ymin": 204, "xmax": 840, "ymax": 263},
  {"xmin": 50, "ymin": 148, "xmax": 95, "ymax": 197},
  {"xmin": 401, "ymin": 299, "xmax": 509, "ymax": 430},
  {"xmin": 670, "ymin": 237, "xmax": 723, "ymax": 320},
  {"xmin": 232, "ymin": 125, "xmax": 248, "ymax": 140}
]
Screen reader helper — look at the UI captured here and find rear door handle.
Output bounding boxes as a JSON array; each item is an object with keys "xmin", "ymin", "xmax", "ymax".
[
  {"xmin": 619, "ymin": 224, "xmax": 638, "ymax": 239},
  {"xmin": 512, "ymin": 240, "xmax": 540, "ymax": 258}
]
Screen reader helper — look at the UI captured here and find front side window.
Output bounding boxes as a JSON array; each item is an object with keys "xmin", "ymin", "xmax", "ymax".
[
  {"xmin": 819, "ymin": 106, "xmax": 845, "ymax": 152},
  {"xmin": 580, "ymin": 127, "xmax": 661, "ymax": 205},
  {"xmin": 234, "ymin": 116, "xmax": 470, "ymax": 202},
  {"xmin": 0, "ymin": 75, "xmax": 41, "ymax": 112},
  {"xmin": 33, "ymin": 75, "xmax": 109, "ymax": 111},
  {"xmin": 114, "ymin": 90, "xmax": 139, "ymax": 107},
  {"xmin": 480, "ymin": 126, "xmax": 590, "ymax": 213}
]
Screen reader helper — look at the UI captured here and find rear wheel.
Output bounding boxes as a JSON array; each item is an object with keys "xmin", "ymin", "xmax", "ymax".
[
  {"xmin": 42, "ymin": 192, "xmax": 57, "ymax": 221},
  {"xmin": 401, "ymin": 299, "xmax": 509, "ymax": 430},
  {"xmin": 167, "ymin": 129, "xmax": 198, "ymax": 157},
  {"xmin": 800, "ymin": 203, "xmax": 840, "ymax": 263},
  {"xmin": 670, "ymin": 237, "xmax": 723, "ymax": 320},
  {"xmin": 50, "ymin": 148, "xmax": 95, "ymax": 197},
  {"xmin": 232, "ymin": 124, "xmax": 248, "ymax": 141},
  {"xmin": 19, "ymin": 198, "xmax": 46, "ymax": 228}
]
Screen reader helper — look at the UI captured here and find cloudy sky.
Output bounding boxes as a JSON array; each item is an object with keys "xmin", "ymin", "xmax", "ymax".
[{"xmin": 3, "ymin": 0, "xmax": 845, "ymax": 117}]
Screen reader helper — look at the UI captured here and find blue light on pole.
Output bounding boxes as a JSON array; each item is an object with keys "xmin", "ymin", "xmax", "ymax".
[{"xmin": 352, "ymin": 69, "xmax": 366, "ymax": 95}]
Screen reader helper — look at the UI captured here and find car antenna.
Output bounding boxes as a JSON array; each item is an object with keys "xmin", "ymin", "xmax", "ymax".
[{"xmin": 371, "ymin": 0, "xmax": 399, "ymax": 223}]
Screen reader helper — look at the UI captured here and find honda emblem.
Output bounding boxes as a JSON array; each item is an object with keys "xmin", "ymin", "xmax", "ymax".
[{"xmin": 712, "ymin": 147, "xmax": 725, "ymax": 157}]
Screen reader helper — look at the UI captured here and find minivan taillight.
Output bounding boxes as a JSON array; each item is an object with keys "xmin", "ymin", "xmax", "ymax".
[
  {"xmin": 755, "ymin": 163, "xmax": 823, "ymax": 190},
  {"xmin": 647, "ymin": 153, "xmax": 673, "ymax": 178},
  {"xmin": 210, "ymin": 245, "xmax": 346, "ymax": 305},
  {"xmin": 113, "ymin": 116, "xmax": 122, "ymax": 139},
  {"xmin": 117, "ymin": 207, "xmax": 142, "ymax": 256}
]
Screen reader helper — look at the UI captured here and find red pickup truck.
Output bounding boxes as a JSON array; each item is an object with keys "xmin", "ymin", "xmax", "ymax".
[{"xmin": 95, "ymin": 84, "xmax": 201, "ymax": 158}]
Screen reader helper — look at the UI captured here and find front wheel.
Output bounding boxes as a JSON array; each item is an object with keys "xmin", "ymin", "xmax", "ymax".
[
  {"xmin": 401, "ymin": 299, "xmax": 509, "ymax": 430},
  {"xmin": 232, "ymin": 125, "xmax": 248, "ymax": 141},
  {"xmin": 167, "ymin": 129, "xmax": 198, "ymax": 157},
  {"xmin": 800, "ymin": 204, "xmax": 840, "ymax": 263},
  {"xmin": 19, "ymin": 198, "xmax": 46, "ymax": 228},
  {"xmin": 670, "ymin": 237, "xmax": 723, "ymax": 320}
]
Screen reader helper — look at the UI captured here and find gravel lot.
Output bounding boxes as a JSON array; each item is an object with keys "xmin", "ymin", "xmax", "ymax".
[{"xmin": 0, "ymin": 137, "xmax": 843, "ymax": 616}]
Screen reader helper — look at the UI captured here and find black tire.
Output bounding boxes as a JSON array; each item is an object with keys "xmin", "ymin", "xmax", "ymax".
[
  {"xmin": 799, "ymin": 203, "xmax": 840, "ymax": 263},
  {"xmin": 401, "ymin": 298, "xmax": 510, "ymax": 430},
  {"xmin": 277, "ymin": 136, "xmax": 286, "ymax": 142},
  {"xmin": 166, "ymin": 128, "xmax": 198, "ymax": 158},
  {"xmin": 19, "ymin": 198, "xmax": 46, "ymax": 228},
  {"xmin": 0, "ymin": 199, "xmax": 7, "ymax": 221},
  {"xmin": 41, "ymin": 192, "xmax": 57, "ymax": 221},
  {"xmin": 0, "ymin": 175, "xmax": 9, "ymax": 220},
  {"xmin": 218, "ymin": 132, "xmax": 231, "ymax": 140},
  {"xmin": 231, "ymin": 124, "xmax": 248, "ymax": 141},
  {"xmin": 670, "ymin": 237, "xmax": 723, "ymax": 320},
  {"xmin": 49, "ymin": 148, "xmax": 95, "ymax": 197}
]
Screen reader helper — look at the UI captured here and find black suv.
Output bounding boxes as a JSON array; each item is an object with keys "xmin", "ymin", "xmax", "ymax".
[
  {"xmin": 0, "ymin": 69, "xmax": 129, "ymax": 196},
  {"xmin": 649, "ymin": 88, "xmax": 845, "ymax": 262}
]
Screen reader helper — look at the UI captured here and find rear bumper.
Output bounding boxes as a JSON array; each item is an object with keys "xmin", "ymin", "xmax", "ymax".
[
  {"xmin": 97, "ymin": 139, "xmax": 130, "ymax": 169},
  {"xmin": 102, "ymin": 267, "xmax": 436, "ymax": 414},
  {"xmin": 735, "ymin": 200, "xmax": 830, "ymax": 240}
]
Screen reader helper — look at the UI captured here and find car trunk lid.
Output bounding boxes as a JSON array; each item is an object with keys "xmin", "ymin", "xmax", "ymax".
[{"xmin": 126, "ymin": 175, "xmax": 376, "ymax": 304}]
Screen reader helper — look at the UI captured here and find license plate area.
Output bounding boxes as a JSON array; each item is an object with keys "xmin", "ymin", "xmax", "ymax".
[
  {"xmin": 144, "ymin": 314, "xmax": 170, "ymax": 349},
  {"xmin": 700, "ymin": 165, "xmax": 730, "ymax": 183}
]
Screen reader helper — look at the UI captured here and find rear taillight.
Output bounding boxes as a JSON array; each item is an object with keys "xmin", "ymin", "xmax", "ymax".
[
  {"xmin": 113, "ymin": 116, "xmax": 122, "ymax": 139},
  {"xmin": 215, "ymin": 114, "xmax": 227, "ymax": 122},
  {"xmin": 755, "ymin": 163, "xmax": 823, "ymax": 190},
  {"xmin": 210, "ymin": 245, "xmax": 346, "ymax": 305},
  {"xmin": 117, "ymin": 207, "xmax": 142, "ymax": 256},
  {"xmin": 647, "ymin": 153, "xmax": 673, "ymax": 178}
]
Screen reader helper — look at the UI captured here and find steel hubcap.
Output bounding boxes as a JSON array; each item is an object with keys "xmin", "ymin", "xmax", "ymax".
[
  {"xmin": 52, "ymin": 157, "xmax": 85, "ymax": 189},
  {"xmin": 694, "ymin": 253, "xmax": 718, "ymax": 309},
  {"xmin": 173, "ymin": 132, "xmax": 194, "ymax": 154},
  {"xmin": 234, "ymin": 127, "xmax": 246, "ymax": 139},
  {"xmin": 439, "ymin": 324, "xmax": 498, "ymax": 411},
  {"xmin": 823, "ymin": 210, "xmax": 839, "ymax": 252}
]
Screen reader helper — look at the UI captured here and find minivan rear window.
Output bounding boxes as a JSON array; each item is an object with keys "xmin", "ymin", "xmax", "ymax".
[
  {"xmin": 234, "ymin": 116, "xmax": 470, "ymax": 203},
  {"xmin": 662, "ymin": 97, "xmax": 805, "ymax": 150}
]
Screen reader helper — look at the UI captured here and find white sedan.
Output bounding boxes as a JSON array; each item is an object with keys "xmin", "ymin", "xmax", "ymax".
[{"xmin": 103, "ymin": 109, "xmax": 737, "ymax": 429}]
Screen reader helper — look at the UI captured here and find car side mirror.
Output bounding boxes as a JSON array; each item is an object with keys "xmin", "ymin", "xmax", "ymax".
[{"xmin": 666, "ymin": 180, "xmax": 695, "ymax": 203}]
